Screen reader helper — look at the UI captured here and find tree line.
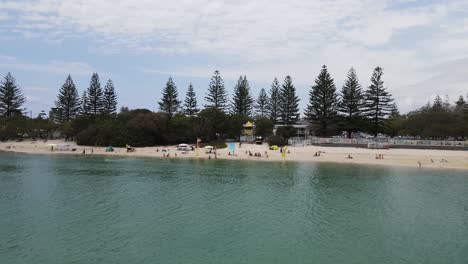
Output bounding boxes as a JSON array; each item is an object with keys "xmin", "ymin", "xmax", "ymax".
[{"xmin": 0, "ymin": 67, "xmax": 467, "ymax": 146}]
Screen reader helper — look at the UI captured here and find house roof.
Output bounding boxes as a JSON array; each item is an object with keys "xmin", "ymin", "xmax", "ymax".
[{"xmin": 243, "ymin": 121, "xmax": 254, "ymax": 127}]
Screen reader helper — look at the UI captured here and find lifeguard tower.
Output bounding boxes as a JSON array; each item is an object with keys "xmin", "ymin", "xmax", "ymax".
[{"xmin": 240, "ymin": 121, "xmax": 255, "ymax": 142}]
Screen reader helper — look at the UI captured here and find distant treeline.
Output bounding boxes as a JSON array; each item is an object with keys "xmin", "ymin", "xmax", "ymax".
[{"xmin": 0, "ymin": 67, "xmax": 467, "ymax": 146}]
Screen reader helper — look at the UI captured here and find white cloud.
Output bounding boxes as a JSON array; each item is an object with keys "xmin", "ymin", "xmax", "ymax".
[
  {"xmin": 0, "ymin": 0, "xmax": 468, "ymax": 112},
  {"xmin": 0, "ymin": 55, "xmax": 94, "ymax": 75}
]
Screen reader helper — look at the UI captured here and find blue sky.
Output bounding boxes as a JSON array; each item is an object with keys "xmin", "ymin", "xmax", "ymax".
[{"xmin": 0, "ymin": 0, "xmax": 467, "ymax": 116}]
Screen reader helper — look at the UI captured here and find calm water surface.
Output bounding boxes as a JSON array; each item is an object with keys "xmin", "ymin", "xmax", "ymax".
[{"xmin": 1, "ymin": 152, "xmax": 468, "ymax": 263}]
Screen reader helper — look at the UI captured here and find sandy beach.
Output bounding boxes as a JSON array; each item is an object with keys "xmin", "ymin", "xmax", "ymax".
[{"xmin": 1, "ymin": 140, "xmax": 467, "ymax": 170}]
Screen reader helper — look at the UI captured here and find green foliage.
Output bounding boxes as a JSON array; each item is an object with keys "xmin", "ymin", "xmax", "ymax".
[
  {"xmin": 167, "ymin": 113, "xmax": 196, "ymax": 144},
  {"xmin": 364, "ymin": 67, "xmax": 394, "ymax": 136},
  {"xmin": 392, "ymin": 96, "xmax": 468, "ymax": 139},
  {"xmin": 305, "ymin": 65, "xmax": 339, "ymax": 136},
  {"xmin": 267, "ymin": 135, "xmax": 286, "ymax": 147},
  {"xmin": 0, "ymin": 115, "xmax": 56, "ymax": 141},
  {"xmin": 102, "ymin": 79, "xmax": 118, "ymax": 115},
  {"xmin": 231, "ymin": 75, "xmax": 253, "ymax": 116},
  {"xmin": 183, "ymin": 83, "xmax": 199, "ymax": 116},
  {"xmin": 279, "ymin": 76, "xmax": 300, "ymax": 125},
  {"xmin": 0, "ymin": 116, "xmax": 28, "ymax": 140},
  {"xmin": 224, "ymin": 114, "xmax": 249, "ymax": 139},
  {"xmin": 55, "ymin": 75, "xmax": 80, "ymax": 122},
  {"xmin": 205, "ymin": 70, "xmax": 228, "ymax": 111},
  {"xmin": 0, "ymin": 72, "xmax": 26, "ymax": 117},
  {"xmin": 254, "ymin": 117, "xmax": 274, "ymax": 137},
  {"xmin": 75, "ymin": 110, "xmax": 169, "ymax": 147},
  {"xmin": 268, "ymin": 78, "xmax": 281, "ymax": 123},
  {"xmin": 275, "ymin": 125, "xmax": 297, "ymax": 140},
  {"xmin": 197, "ymin": 107, "xmax": 227, "ymax": 141},
  {"xmin": 158, "ymin": 77, "xmax": 181, "ymax": 117}
]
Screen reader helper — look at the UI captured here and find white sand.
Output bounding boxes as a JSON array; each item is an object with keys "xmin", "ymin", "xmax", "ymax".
[{"xmin": 1, "ymin": 140, "xmax": 467, "ymax": 170}]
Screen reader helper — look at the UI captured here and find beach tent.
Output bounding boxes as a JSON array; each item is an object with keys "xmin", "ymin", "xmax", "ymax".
[
  {"xmin": 270, "ymin": 145, "xmax": 279, "ymax": 150},
  {"xmin": 106, "ymin": 146, "xmax": 114, "ymax": 152},
  {"xmin": 178, "ymin": 143, "xmax": 189, "ymax": 150},
  {"xmin": 47, "ymin": 144, "xmax": 58, "ymax": 151},
  {"xmin": 57, "ymin": 144, "xmax": 70, "ymax": 151},
  {"xmin": 204, "ymin": 145, "xmax": 214, "ymax": 153}
]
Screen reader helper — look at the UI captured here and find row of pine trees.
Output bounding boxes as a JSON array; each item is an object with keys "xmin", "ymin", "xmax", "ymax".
[
  {"xmin": 0, "ymin": 72, "xmax": 118, "ymax": 122},
  {"xmin": 55, "ymin": 73, "xmax": 118, "ymax": 121},
  {"xmin": 1, "ymin": 66, "xmax": 467, "ymax": 138},
  {"xmin": 158, "ymin": 66, "xmax": 397, "ymax": 136}
]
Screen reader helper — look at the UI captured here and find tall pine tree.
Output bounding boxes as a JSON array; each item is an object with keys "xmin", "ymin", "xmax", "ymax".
[
  {"xmin": 86, "ymin": 73, "xmax": 104, "ymax": 115},
  {"xmin": 268, "ymin": 78, "xmax": 281, "ymax": 123},
  {"xmin": 279, "ymin": 76, "xmax": 300, "ymax": 125},
  {"xmin": 231, "ymin": 75, "xmax": 253, "ymax": 116},
  {"xmin": 255, "ymin": 88, "xmax": 269, "ymax": 117},
  {"xmin": 0, "ymin": 72, "xmax": 26, "ymax": 117},
  {"xmin": 158, "ymin": 77, "xmax": 180, "ymax": 117},
  {"xmin": 305, "ymin": 65, "xmax": 339, "ymax": 136},
  {"xmin": 337, "ymin": 68, "xmax": 365, "ymax": 138},
  {"xmin": 183, "ymin": 83, "xmax": 199, "ymax": 116},
  {"xmin": 55, "ymin": 74, "xmax": 80, "ymax": 122},
  {"xmin": 432, "ymin": 95, "xmax": 443, "ymax": 111},
  {"xmin": 102, "ymin": 79, "xmax": 118, "ymax": 115},
  {"xmin": 455, "ymin": 95, "xmax": 466, "ymax": 112},
  {"xmin": 205, "ymin": 70, "xmax": 228, "ymax": 111},
  {"xmin": 364, "ymin": 67, "xmax": 393, "ymax": 137}
]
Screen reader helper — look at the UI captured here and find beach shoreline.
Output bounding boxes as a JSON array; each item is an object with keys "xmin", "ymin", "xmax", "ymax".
[{"xmin": 1, "ymin": 140, "xmax": 467, "ymax": 170}]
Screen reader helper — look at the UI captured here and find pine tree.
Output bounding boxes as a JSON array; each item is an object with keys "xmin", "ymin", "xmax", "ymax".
[
  {"xmin": 389, "ymin": 102, "xmax": 400, "ymax": 117},
  {"xmin": 55, "ymin": 75, "xmax": 80, "ymax": 122},
  {"xmin": 442, "ymin": 95, "xmax": 451, "ymax": 111},
  {"xmin": 86, "ymin": 73, "xmax": 104, "ymax": 115},
  {"xmin": 158, "ymin": 77, "xmax": 180, "ymax": 117},
  {"xmin": 0, "ymin": 72, "xmax": 26, "ymax": 117},
  {"xmin": 268, "ymin": 78, "xmax": 281, "ymax": 123},
  {"xmin": 80, "ymin": 90, "xmax": 90, "ymax": 115},
  {"xmin": 205, "ymin": 70, "xmax": 228, "ymax": 111},
  {"xmin": 102, "ymin": 79, "xmax": 118, "ymax": 115},
  {"xmin": 455, "ymin": 95, "xmax": 466, "ymax": 112},
  {"xmin": 305, "ymin": 65, "xmax": 339, "ymax": 136},
  {"xmin": 337, "ymin": 68, "xmax": 365, "ymax": 137},
  {"xmin": 364, "ymin": 67, "xmax": 394, "ymax": 137},
  {"xmin": 279, "ymin": 76, "xmax": 300, "ymax": 125},
  {"xmin": 255, "ymin": 88, "xmax": 269, "ymax": 117},
  {"xmin": 183, "ymin": 83, "xmax": 199, "ymax": 116},
  {"xmin": 231, "ymin": 75, "xmax": 253, "ymax": 116},
  {"xmin": 432, "ymin": 95, "xmax": 443, "ymax": 111}
]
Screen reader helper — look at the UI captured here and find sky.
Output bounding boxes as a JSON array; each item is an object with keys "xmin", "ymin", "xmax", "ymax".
[{"xmin": 0, "ymin": 0, "xmax": 467, "ymax": 116}]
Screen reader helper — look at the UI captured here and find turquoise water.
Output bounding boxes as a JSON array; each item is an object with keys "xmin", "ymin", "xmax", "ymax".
[{"xmin": 0, "ymin": 153, "xmax": 467, "ymax": 263}]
